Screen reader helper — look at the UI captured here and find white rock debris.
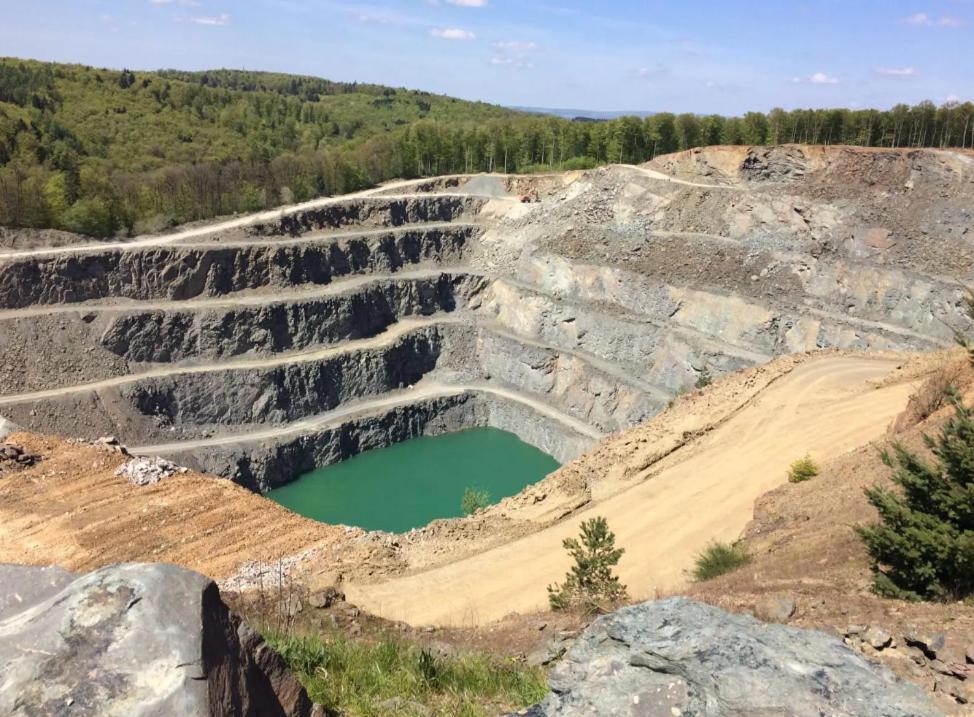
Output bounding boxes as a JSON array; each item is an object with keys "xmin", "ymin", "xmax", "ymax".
[{"xmin": 115, "ymin": 456, "xmax": 188, "ymax": 486}]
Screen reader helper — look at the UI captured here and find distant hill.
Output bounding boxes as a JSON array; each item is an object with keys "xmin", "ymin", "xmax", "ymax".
[{"xmin": 0, "ymin": 57, "xmax": 970, "ymax": 237}]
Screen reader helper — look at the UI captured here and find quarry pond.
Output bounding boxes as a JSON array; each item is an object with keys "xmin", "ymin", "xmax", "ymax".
[{"xmin": 267, "ymin": 427, "xmax": 559, "ymax": 532}]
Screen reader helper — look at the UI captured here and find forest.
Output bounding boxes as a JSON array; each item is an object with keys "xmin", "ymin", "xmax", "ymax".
[{"xmin": 2, "ymin": 57, "xmax": 973, "ymax": 237}]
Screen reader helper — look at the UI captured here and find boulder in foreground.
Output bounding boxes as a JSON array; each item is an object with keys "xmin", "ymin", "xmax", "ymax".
[
  {"xmin": 523, "ymin": 597, "xmax": 942, "ymax": 717},
  {"xmin": 0, "ymin": 562, "xmax": 322, "ymax": 716}
]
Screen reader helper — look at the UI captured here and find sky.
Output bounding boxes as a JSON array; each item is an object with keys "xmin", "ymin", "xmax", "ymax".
[{"xmin": 2, "ymin": 0, "xmax": 971, "ymax": 114}]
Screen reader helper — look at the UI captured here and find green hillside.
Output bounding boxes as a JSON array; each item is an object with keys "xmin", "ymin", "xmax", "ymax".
[{"xmin": 1, "ymin": 57, "xmax": 972, "ymax": 237}]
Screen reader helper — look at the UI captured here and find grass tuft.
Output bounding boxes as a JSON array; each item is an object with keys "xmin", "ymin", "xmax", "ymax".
[
  {"xmin": 787, "ymin": 454, "xmax": 819, "ymax": 483},
  {"xmin": 692, "ymin": 541, "xmax": 752, "ymax": 581},
  {"xmin": 460, "ymin": 487, "xmax": 491, "ymax": 516}
]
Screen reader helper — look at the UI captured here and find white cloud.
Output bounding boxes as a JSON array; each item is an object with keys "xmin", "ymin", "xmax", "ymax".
[
  {"xmin": 634, "ymin": 64, "xmax": 668, "ymax": 81},
  {"xmin": 877, "ymin": 67, "xmax": 918, "ymax": 77},
  {"xmin": 947, "ymin": 94, "xmax": 961, "ymax": 104},
  {"xmin": 150, "ymin": 0, "xmax": 200, "ymax": 5},
  {"xmin": 901, "ymin": 12, "xmax": 965, "ymax": 26},
  {"xmin": 902, "ymin": 11, "xmax": 932, "ymax": 25},
  {"xmin": 351, "ymin": 10, "xmax": 397, "ymax": 25},
  {"xmin": 190, "ymin": 13, "xmax": 230, "ymax": 26},
  {"xmin": 809, "ymin": 71, "xmax": 839, "ymax": 84},
  {"xmin": 446, "ymin": 0, "xmax": 488, "ymax": 6},
  {"xmin": 490, "ymin": 56, "xmax": 533, "ymax": 69},
  {"xmin": 493, "ymin": 40, "xmax": 538, "ymax": 51},
  {"xmin": 430, "ymin": 27, "xmax": 475, "ymax": 40}
]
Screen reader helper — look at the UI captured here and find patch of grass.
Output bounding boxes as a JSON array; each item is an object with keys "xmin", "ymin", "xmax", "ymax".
[
  {"xmin": 460, "ymin": 487, "xmax": 491, "ymax": 516},
  {"xmin": 692, "ymin": 541, "xmax": 752, "ymax": 581},
  {"xmin": 265, "ymin": 631, "xmax": 547, "ymax": 717},
  {"xmin": 787, "ymin": 454, "xmax": 819, "ymax": 483}
]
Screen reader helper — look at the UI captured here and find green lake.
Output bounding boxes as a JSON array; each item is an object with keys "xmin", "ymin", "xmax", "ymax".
[{"xmin": 267, "ymin": 428, "xmax": 560, "ymax": 532}]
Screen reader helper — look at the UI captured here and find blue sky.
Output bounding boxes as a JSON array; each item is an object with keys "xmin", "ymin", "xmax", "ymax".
[{"xmin": 3, "ymin": 0, "xmax": 970, "ymax": 113}]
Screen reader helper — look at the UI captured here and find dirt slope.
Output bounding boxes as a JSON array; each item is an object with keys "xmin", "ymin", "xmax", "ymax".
[
  {"xmin": 0, "ymin": 434, "xmax": 356, "ymax": 579},
  {"xmin": 345, "ymin": 355, "xmax": 917, "ymax": 626}
]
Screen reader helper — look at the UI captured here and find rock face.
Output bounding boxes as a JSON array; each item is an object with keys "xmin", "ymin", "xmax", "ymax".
[
  {"xmin": 526, "ymin": 598, "xmax": 942, "ymax": 717},
  {"xmin": 2, "ymin": 149, "xmax": 971, "ymax": 496},
  {"xmin": 0, "ymin": 563, "xmax": 321, "ymax": 717}
]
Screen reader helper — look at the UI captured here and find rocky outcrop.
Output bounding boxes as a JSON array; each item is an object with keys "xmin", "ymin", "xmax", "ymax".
[
  {"xmin": 525, "ymin": 597, "xmax": 941, "ymax": 717},
  {"xmin": 0, "ymin": 327, "xmax": 446, "ymax": 442},
  {"xmin": 0, "ymin": 562, "xmax": 322, "ymax": 717},
  {"xmin": 0, "ymin": 224, "xmax": 477, "ymax": 307}
]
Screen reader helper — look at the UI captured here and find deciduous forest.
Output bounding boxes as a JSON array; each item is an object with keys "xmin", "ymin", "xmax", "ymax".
[{"xmin": 2, "ymin": 57, "xmax": 972, "ymax": 237}]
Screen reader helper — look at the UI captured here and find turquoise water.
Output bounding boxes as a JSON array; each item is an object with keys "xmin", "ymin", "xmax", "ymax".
[{"xmin": 267, "ymin": 428, "xmax": 560, "ymax": 532}]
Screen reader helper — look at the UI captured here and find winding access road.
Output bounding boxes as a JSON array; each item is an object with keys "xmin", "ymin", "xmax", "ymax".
[{"xmin": 345, "ymin": 355, "xmax": 915, "ymax": 626}]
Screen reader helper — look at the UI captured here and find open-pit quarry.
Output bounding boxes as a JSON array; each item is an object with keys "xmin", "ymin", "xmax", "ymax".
[{"xmin": 2, "ymin": 145, "xmax": 973, "ymax": 625}]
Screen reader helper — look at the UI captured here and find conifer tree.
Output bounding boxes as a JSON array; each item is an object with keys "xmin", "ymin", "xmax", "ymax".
[
  {"xmin": 857, "ymin": 393, "xmax": 974, "ymax": 600},
  {"xmin": 548, "ymin": 517, "xmax": 628, "ymax": 614}
]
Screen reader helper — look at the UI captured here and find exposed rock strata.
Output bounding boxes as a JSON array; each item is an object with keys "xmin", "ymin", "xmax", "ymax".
[
  {"xmin": 0, "ymin": 224, "xmax": 477, "ymax": 307},
  {"xmin": 0, "ymin": 147, "xmax": 971, "ymax": 495}
]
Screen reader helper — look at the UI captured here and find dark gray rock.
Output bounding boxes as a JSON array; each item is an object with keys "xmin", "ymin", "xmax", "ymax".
[
  {"xmin": 525, "ymin": 597, "xmax": 943, "ymax": 717},
  {"xmin": 0, "ymin": 562, "xmax": 323, "ymax": 717}
]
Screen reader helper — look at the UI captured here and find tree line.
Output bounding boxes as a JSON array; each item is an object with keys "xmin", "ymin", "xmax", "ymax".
[{"xmin": 1, "ymin": 58, "xmax": 972, "ymax": 237}]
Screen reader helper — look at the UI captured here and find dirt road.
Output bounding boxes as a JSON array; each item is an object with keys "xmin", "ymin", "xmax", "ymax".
[{"xmin": 345, "ymin": 356, "xmax": 915, "ymax": 626}]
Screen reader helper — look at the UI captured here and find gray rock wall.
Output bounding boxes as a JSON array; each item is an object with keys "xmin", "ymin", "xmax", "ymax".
[
  {"xmin": 101, "ymin": 273, "xmax": 485, "ymax": 363},
  {"xmin": 0, "ymin": 225, "xmax": 477, "ymax": 308},
  {"xmin": 1, "ymin": 327, "xmax": 445, "ymax": 443}
]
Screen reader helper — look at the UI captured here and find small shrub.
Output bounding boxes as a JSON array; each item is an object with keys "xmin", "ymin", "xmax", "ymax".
[
  {"xmin": 904, "ymin": 360, "xmax": 966, "ymax": 423},
  {"xmin": 460, "ymin": 487, "xmax": 491, "ymax": 515},
  {"xmin": 548, "ymin": 516, "xmax": 628, "ymax": 614},
  {"xmin": 695, "ymin": 367, "xmax": 713, "ymax": 390},
  {"xmin": 857, "ymin": 394, "xmax": 974, "ymax": 601},
  {"xmin": 692, "ymin": 541, "xmax": 751, "ymax": 581},
  {"xmin": 787, "ymin": 454, "xmax": 819, "ymax": 483}
]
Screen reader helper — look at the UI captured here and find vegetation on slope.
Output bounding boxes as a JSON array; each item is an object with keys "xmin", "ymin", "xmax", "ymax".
[
  {"xmin": 858, "ymin": 394, "xmax": 974, "ymax": 601},
  {"xmin": 787, "ymin": 455, "xmax": 820, "ymax": 483},
  {"xmin": 692, "ymin": 541, "xmax": 752, "ymax": 581},
  {"xmin": 548, "ymin": 516, "xmax": 628, "ymax": 614},
  {"xmin": 3, "ymin": 57, "xmax": 974, "ymax": 237},
  {"xmin": 266, "ymin": 630, "xmax": 547, "ymax": 717}
]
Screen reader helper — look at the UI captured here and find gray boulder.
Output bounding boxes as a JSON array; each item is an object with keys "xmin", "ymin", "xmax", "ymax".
[
  {"xmin": 526, "ymin": 597, "xmax": 942, "ymax": 717},
  {"xmin": 0, "ymin": 562, "xmax": 324, "ymax": 717}
]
